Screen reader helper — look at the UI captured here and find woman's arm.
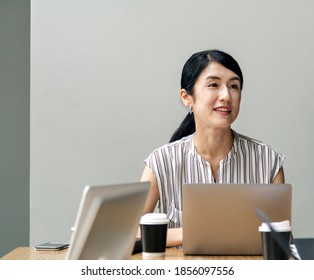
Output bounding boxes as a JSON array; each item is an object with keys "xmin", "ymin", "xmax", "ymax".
[
  {"xmin": 166, "ymin": 228, "xmax": 183, "ymax": 247},
  {"xmin": 272, "ymin": 167, "xmax": 285, "ymax": 184},
  {"xmin": 139, "ymin": 164, "xmax": 183, "ymax": 247},
  {"xmin": 140, "ymin": 165, "xmax": 159, "ymax": 213}
]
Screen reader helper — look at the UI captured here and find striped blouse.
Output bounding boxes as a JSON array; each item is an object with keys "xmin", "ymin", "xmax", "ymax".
[{"xmin": 144, "ymin": 130, "xmax": 285, "ymax": 228}]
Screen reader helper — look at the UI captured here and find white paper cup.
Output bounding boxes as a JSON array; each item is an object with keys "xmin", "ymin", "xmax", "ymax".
[
  {"xmin": 259, "ymin": 220, "xmax": 291, "ymax": 260},
  {"xmin": 140, "ymin": 213, "xmax": 169, "ymax": 258}
]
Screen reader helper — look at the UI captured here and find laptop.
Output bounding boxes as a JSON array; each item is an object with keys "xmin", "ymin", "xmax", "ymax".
[
  {"xmin": 182, "ymin": 184, "xmax": 292, "ymax": 255},
  {"xmin": 293, "ymin": 238, "xmax": 314, "ymax": 260},
  {"xmin": 66, "ymin": 181, "xmax": 149, "ymax": 260}
]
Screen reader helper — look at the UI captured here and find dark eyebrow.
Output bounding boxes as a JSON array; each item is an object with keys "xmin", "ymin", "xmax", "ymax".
[
  {"xmin": 230, "ymin": 77, "xmax": 241, "ymax": 82},
  {"xmin": 205, "ymin": 76, "xmax": 220, "ymax": 80},
  {"xmin": 205, "ymin": 76, "xmax": 240, "ymax": 82}
]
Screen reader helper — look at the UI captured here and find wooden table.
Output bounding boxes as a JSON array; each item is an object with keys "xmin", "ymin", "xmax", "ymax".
[{"xmin": 1, "ymin": 247, "xmax": 262, "ymax": 260}]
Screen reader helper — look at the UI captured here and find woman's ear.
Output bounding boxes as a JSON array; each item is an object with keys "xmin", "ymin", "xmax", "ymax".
[{"xmin": 180, "ymin": 89, "xmax": 192, "ymax": 107}]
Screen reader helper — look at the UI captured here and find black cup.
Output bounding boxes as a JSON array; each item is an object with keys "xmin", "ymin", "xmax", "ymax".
[
  {"xmin": 260, "ymin": 231, "xmax": 291, "ymax": 260},
  {"xmin": 140, "ymin": 213, "xmax": 169, "ymax": 258},
  {"xmin": 259, "ymin": 221, "xmax": 291, "ymax": 260}
]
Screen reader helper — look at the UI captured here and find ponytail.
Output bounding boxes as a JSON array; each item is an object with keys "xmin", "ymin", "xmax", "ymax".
[{"xmin": 169, "ymin": 113, "xmax": 195, "ymax": 142}]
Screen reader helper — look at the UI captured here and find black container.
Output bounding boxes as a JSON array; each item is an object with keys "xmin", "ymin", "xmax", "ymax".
[
  {"xmin": 140, "ymin": 223, "xmax": 168, "ymax": 254},
  {"xmin": 261, "ymin": 231, "xmax": 291, "ymax": 260}
]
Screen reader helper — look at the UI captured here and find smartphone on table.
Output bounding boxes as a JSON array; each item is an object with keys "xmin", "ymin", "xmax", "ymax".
[{"xmin": 34, "ymin": 242, "xmax": 69, "ymax": 251}]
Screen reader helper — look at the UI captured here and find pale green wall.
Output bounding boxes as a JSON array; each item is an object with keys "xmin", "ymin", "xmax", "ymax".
[{"xmin": 0, "ymin": 0, "xmax": 30, "ymax": 256}]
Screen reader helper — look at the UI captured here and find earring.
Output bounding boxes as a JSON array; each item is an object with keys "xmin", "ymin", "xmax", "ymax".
[{"xmin": 189, "ymin": 106, "xmax": 193, "ymax": 114}]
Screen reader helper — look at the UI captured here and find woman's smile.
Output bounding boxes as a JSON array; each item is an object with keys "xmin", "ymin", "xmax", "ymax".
[{"xmin": 213, "ymin": 106, "xmax": 232, "ymax": 115}]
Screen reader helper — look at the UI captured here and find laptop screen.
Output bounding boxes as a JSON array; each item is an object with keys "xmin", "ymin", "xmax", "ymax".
[
  {"xmin": 66, "ymin": 182, "xmax": 149, "ymax": 260},
  {"xmin": 182, "ymin": 184, "xmax": 292, "ymax": 255}
]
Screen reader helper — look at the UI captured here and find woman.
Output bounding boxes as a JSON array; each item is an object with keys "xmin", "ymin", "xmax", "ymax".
[{"xmin": 140, "ymin": 49, "xmax": 285, "ymax": 247}]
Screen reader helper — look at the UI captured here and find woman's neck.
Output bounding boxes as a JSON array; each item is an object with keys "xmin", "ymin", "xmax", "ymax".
[{"xmin": 194, "ymin": 127, "xmax": 234, "ymax": 163}]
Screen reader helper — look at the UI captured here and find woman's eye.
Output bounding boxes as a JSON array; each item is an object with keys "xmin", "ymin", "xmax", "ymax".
[
  {"xmin": 229, "ymin": 84, "xmax": 239, "ymax": 90},
  {"xmin": 208, "ymin": 83, "xmax": 218, "ymax": 88}
]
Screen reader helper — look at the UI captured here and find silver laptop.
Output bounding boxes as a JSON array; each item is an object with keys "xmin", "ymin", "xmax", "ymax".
[
  {"xmin": 182, "ymin": 184, "xmax": 292, "ymax": 255},
  {"xmin": 66, "ymin": 182, "xmax": 149, "ymax": 260}
]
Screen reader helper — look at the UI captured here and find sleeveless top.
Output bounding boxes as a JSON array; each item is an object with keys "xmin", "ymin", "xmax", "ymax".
[{"xmin": 144, "ymin": 130, "xmax": 286, "ymax": 228}]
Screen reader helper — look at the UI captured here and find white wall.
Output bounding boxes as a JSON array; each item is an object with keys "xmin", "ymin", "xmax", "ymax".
[{"xmin": 31, "ymin": 0, "xmax": 314, "ymax": 245}]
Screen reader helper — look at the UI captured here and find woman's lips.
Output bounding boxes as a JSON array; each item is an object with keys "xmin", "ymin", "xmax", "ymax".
[{"xmin": 213, "ymin": 106, "xmax": 231, "ymax": 115}]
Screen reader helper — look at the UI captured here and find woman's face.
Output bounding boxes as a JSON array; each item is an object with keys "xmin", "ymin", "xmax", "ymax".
[{"xmin": 185, "ymin": 62, "xmax": 242, "ymax": 130}]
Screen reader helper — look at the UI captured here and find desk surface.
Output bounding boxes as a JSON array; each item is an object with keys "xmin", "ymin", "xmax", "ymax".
[{"xmin": 1, "ymin": 247, "xmax": 262, "ymax": 260}]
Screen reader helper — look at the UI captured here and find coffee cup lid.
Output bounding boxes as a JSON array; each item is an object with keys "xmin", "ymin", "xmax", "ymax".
[
  {"xmin": 140, "ymin": 213, "xmax": 169, "ymax": 225},
  {"xmin": 258, "ymin": 220, "xmax": 291, "ymax": 232}
]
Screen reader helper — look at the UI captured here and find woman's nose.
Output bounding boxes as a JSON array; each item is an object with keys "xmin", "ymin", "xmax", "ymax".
[{"xmin": 218, "ymin": 86, "xmax": 231, "ymax": 102}]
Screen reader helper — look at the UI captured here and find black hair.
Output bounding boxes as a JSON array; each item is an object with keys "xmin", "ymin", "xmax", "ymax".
[{"xmin": 169, "ymin": 49, "xmax": 243, "ymax": 142}]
